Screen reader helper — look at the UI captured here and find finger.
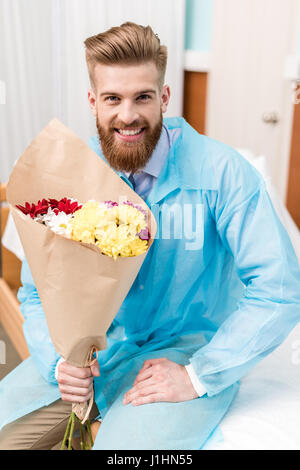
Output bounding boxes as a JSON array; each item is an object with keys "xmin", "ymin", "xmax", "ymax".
[
  {"xmin": 133, "ymin": 367, "xmax": 154, "ymax": 386},
  {"xmin": 59, "ymin": 362, "xmax": 93, "ymax": 380},
  {"xmin": 57, "ymin": 373, "xmax": 93, "ymax": 389},
  {"xmin": 131, "ymin": 393, "xmax": 164, "ymax": 406},
  {"xmin": 60, "ymin": 390, "xmax": 93, "ymax": 403},
  {"xmin": 124, "ymin": 377, "xmax": 157, "ymax": 402},
  {"xmin": 91, "ymin": 361, "xmax": 100, "ymax": 377},
  {"xmin": 132, "ymin": 358, "xmax": 167, "ymax": 386},
  {"xmin": 140, "ymin": 361, "xmax": 152, "ymax": 370},
  {"xmin": 124, "ymin": 384, "xmax": 159, "ymax": 404},
  {"xmin": 133, "ymin": 362, "xmax": 151, "ymax": 382},
  {"xmin": 59, "ymin": 381, "xmax": 93, "ymax": 397},
  {"xmin": 134, "ymin": 358, "xmax": 167, "ymax": 377},
  {"xmin": 142, "ymin": 358, "xmax": 167, "ymax": 367},
  {"xmin": 130, "ymin": 377, "xmax": 157, "ymax": 395}
]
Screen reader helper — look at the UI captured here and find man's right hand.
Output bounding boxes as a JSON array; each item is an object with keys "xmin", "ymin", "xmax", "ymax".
[{"xmin": 57, "ymin": 361, "xmax": 100, "ymax": 403}]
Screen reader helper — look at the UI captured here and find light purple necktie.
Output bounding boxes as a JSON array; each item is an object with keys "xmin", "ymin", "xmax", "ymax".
[{"xmin": 130, "ymin": 171, "xmax": 154, "ymax": 200}]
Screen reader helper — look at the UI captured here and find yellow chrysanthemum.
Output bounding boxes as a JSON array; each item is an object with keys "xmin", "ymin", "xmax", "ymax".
[
  {"xmin": 114, "ymin": 205, "xmax": 147, "ymax": 233},
  {"xmin": 67, "ymin": 200, "xmax": 149, "ymax": 259}
]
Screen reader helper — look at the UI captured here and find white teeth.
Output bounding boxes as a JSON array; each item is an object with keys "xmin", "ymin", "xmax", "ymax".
[{"xmin": 117, "ymin": 128, "xmax": 142, "ymax": 136}]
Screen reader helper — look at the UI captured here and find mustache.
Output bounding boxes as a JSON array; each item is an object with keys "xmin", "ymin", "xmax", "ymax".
[{"xmin": 111, "ymin": 121, "xmax": 148, "ymax": 130}]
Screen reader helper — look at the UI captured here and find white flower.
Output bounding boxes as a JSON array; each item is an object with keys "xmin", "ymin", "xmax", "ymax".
[{"xmin": 41, "ymin": 208, "xmax": 73, "ymax": 237}]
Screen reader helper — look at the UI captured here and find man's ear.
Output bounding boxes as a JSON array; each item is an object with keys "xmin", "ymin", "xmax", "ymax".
[
  {"xmin": 161, "ymin": 85, "xmax": 170, "ymax": 114},
  {"xmin": 87, "ymin": 88, "xmax": 97, "ymax": 116}
]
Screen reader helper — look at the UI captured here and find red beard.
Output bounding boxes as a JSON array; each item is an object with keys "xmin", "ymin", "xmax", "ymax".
[{"xmin": 96, "ymin": 113, "xmax": 163, "ymax": 173}]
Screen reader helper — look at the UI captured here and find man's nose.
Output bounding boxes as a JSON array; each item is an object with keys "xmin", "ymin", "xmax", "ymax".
[{"xmin": 117, "ymin": 102, "xmax": 139, "ymax": 126}]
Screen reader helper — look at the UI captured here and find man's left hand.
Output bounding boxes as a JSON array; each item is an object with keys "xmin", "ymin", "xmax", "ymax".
[{"xmin": 123, "ymin": 358, "xmax": 198, "ymax": 406}]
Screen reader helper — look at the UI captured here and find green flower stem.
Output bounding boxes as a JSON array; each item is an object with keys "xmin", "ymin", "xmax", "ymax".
[
  {"xmin": 60, "ymin": 412, "xmax": 94, "ymax": 450},
  {"xmin": 68, "ymin": 412, "xmax": 76, "ymax": 450},
  {"xmin": 86, "ymin": 419, "xmax": 94, "ymax": 449},
  {"xmin": 79, "ymin": 421, "xmax": 85, "ymax": 450},
  {"xmin": 60, "ymin": 412, "xmax": 73, "ymax": 450}
]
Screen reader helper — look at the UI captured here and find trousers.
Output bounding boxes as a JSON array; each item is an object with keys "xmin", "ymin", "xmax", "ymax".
[{"xmin": 0, "ymin": 399, "xmax": 99, "ymax": 450}]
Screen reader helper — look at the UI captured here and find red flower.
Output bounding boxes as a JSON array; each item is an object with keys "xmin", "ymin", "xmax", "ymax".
[
  {"xmin": 16, "ymin": 197, "xmax": 82, "ymax": 218},
  {"xmin": 16, "ymin": 199, "xmax": 49, "ymax": 218},
  {"xmin": 49, "ymin": 198, "xmax": 82, "ymax": 214}
]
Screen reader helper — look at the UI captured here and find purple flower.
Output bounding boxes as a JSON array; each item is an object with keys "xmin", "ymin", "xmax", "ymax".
[
  {"xmin": 104, "ymin": 200, "xmax": 119, "ymax": 208},
  {"xmin": 138, "ymin": 228, "xmax": 150, "ymax": 240},
  {"xmin": 124, "ymin": 200, "xmax": 147, "ymax": 216}
]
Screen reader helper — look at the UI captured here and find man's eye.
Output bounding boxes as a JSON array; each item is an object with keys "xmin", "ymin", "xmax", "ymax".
[
  {"xmin": 105, "ymin": 96, "xmax": 119, "ymax": 102},
  {"xmin": 138, "ymin": 94, "xmax": 151, "ymax": 101}
]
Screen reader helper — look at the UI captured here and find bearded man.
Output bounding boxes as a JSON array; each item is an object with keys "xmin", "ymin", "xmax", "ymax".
[{"xmin": 0, "ymin": 22, "xmax": 299, "ymax": 450}]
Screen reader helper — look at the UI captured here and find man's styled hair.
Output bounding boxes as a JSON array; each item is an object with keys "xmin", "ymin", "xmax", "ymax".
[{"xmin": 84, "ymin": 22, "xmax": 168, "ymax": 90}]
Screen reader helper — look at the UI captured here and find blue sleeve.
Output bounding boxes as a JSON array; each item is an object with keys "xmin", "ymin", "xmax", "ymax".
[
  {"xmin": 189, "ymin": 153, "xmax": 300, "ymax": 396},
  {"xmin": 17, "ymin": 257, "xmax": 60, "ymax": 383}
]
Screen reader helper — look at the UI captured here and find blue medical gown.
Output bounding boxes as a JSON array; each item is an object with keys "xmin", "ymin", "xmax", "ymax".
[{"xmin": 1, "ymin": 118, "xmax": 300, "ymax": 444}]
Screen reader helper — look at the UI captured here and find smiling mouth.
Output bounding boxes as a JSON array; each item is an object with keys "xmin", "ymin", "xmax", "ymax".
[
  {"xmin": 115, "ymin": 128, "xmax": 145, "ymax": 136},
  {"xmin": 114, "ymin": 127, "xmax": 146, "ymax": 142}
]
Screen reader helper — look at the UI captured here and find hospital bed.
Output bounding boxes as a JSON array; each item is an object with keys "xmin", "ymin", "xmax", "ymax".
[{"xmin": 1, "ymin": 149, "xmax": 300, "ymax": 450}]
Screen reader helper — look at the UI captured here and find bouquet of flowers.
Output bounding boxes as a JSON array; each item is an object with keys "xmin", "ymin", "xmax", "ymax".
[
  {"xmin": 7, "ymin": 119, "xmax": 157, "ymax": 449},
  {"xmin": 16, "ymin": 197, "xmax": 151, "ymax": 260}
]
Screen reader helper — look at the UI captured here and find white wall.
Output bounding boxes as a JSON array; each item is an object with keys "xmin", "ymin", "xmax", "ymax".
[{"xmin": 0, "ymin": 0, "xmax": 185, "ymax": 182}]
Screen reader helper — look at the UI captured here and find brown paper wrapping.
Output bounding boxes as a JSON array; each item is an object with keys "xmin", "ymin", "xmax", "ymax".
[{"xmin": 6, "ymin": 118, "xmax": 157, "ymax": 369}]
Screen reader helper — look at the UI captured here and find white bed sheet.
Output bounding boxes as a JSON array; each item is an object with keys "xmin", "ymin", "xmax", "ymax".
[{"xmin": 206, "ymin": 322, "xmax": 300, "ymax": 450}]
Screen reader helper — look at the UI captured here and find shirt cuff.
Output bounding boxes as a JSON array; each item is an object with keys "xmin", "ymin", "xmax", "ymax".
[
  {"xmin": 185, "ymin": 364, "xmax": 207, "ymax": 397},
  {"xmin": 55, "ymin": 357, "xmax": 65, "ymax": 381}
]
